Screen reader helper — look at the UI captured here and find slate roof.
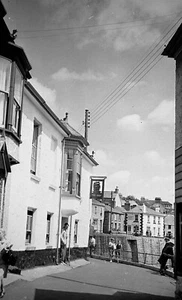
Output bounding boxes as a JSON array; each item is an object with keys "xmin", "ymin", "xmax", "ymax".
[
  {"xmin": 92, "ymin": 199, "xmax": 105, "ymax": 207},
  {"xmin": 105, "ymin": 205, "xmax": 125, "ymax": 214},
  {"xmin": 129, "ymin": 205, "xmax": 164, "ymax": 216}
]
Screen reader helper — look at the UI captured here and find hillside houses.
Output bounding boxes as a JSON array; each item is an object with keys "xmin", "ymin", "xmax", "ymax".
[
  {"xmin": 126, "ymin": 204, "xmax": 164, "ymax": 237},
  {"xmin": 103, "ymin": 205, "xmax": 125, "ymax": 234},
  {"xmin": 91, "ymin": 187, "xmax": 172, "ymax": 238}
]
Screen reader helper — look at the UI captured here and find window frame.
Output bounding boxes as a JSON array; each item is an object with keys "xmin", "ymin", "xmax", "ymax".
[
  {"xmin": 134, "ymin": 214, "xmax": 139, "ymax": 222},
  {"xmin": 46, "ymin": 212, "xmax": 53, "ymax": 244},
  {"xmin": 30, "ymin": 120, "xmax": 41, "ymax": 175},
  {"xmin": 25, "ymin": 208, "xmax": 36, "ymax": 244},
  {"xmin": 64, "ymin": 147, "xmax": 82, "ymax": 197},
  {"xmin": 0, "ymin": 56, "xmax": 24, "ymax": 137}
]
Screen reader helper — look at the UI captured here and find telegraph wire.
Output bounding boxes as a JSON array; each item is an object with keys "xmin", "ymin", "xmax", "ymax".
[
  {"xmin": 91, "ymin": 15, "xmax": 182, "ymax": 118},
  {"xmin": 18, "ymin": 20, "xmax": 173, "ymax": 40},
  {"xmin": 19, "ymin": 12, "xmax": 179, "ymax": 33},
  {"xmin": 90, "ymin": 15, "xmax": 182, "ymax": 125},
  {"xmin": 91, "ymin": 56, "xmax": 163, "ymax": 125}
]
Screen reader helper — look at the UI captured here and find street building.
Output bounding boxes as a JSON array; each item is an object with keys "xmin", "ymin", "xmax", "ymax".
[
  {"xmin": 91, "ymin": 199, "xmax": 105, "ymax": 233},
  {"xmin": 0, "ymin": 1, "xmax": 98, "ymax": 268},
  {"xmin": 103, "ymin": 205, "xmax": 125, "ymax": 234},
  {"xmin": 164, "ymin": 213, "xmax": 175, "ymax": 238},
  {"xmin": 162, "ymin": 22, "xmax": 182, "ymax": 299},
  {"xmin": 126, "ymin": 204, "xmax": 164, "ymax": 237}
]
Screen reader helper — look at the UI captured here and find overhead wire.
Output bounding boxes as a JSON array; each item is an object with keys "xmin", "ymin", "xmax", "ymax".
[
  {"xmin": 19, "ymin": 12, "xmax": 179, "ymax": 33},
  {"xmin": 17, "ymin": 12, "xmax": 181, "ymax": 39},
  {"xmin": 89, "ymin": 15, "xmax": 182, "ymax": 126}
]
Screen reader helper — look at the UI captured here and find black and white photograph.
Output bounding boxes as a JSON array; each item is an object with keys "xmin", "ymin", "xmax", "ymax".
[{"xmin": 0, "ymin": 0, "xmax": 182, "ymax": 299}]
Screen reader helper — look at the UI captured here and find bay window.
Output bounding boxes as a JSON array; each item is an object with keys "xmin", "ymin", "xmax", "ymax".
[
  {"xmin": 64, "ymin": 147, "xmax": 82, "ymax": 197},
  {"xmin": 0, "ymin": 57, "xmax": 11, "ymax": 127},
  {"xmin": 0, "ymin": 55, "xmax": 24, "ymax": 137}
]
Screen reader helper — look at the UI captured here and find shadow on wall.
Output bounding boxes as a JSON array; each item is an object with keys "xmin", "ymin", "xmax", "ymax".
[{"xmin": 34, "ymin": 289, "xmax": 174, "ymax": 300}]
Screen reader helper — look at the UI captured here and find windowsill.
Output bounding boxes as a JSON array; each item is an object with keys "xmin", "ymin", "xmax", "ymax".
[
  {"xmin": 49, "ymin": 184, "xmax": 57, "ymax": 191},
  {"xmin": 46, "ymin": 245, "xmax": 53, "ymax": 249},
  {"xmin": 0, "ymin": 127, "xmax": 22, "ymax": 144},
  {"xmin": 62, "ymin": 191, "xmax": 81, "ymax": 199},
  {"xmin": 30, "ymin": 173, "xmax": 41, "ymax": 183},
  {"xmin": 25, "ymin": 246, "xmax": 36, "ymax": 251}
]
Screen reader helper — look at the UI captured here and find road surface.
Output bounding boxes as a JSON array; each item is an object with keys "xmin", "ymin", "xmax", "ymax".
[{"xmin": 4, "ymin": 258, "xmax": 175, "ymax": 299}]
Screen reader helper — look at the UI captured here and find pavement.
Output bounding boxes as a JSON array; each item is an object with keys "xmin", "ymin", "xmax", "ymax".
[{"xmin": 4, "ymin": 259, "xmax": 90, "ymax": 287}]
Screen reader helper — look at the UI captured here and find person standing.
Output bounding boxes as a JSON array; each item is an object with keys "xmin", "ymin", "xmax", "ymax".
[
  {"xmin": 109, "ymin": 238, "xmax": 116, "ymax": 262},
  {"xmin": 116, "ymin": 240, "xmax": 122, "ymax": 262},
  {"xmin": 158, "ymin": 237, "xmax": 174, "ymax": 275},
  {"xmin": 89, "ymin": 236, "xmax": 96, "ymax": 258},
  {"xmin": 0, "ymin": 229, "xmax": 13, "ymax": 298},
  {"xmin": 60, "ymin": 223, "xmax": 69, "ymax": 265}
]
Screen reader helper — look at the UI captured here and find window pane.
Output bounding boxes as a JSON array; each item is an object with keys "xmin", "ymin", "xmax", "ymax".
[
  {"xmin": 0, "ymin": 56, "xmax": 11, "ymax": 93},
  {"xmin": 14, "ymin": 66, "xmax": 23, "ymax": 106},
  {"xmin": 76, "ymin": 173, "xmax": 81, "ymax": 196},
  {"xmin": 31, "ymin": 123, "xmax": 39, "ymax": 174},
  {"xmin": 0, "ymin": 92, "xmax": 7, "ymax": 127},
  {"xmin": 12, "ymin": 100, "xmax": 20, "ymax": 132},
  {"xmin": 26, "ymin": 210, "xmax": 33, "ymax": 244}
]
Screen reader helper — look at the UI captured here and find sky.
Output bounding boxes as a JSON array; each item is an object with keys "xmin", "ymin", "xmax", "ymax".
[{"xmin": 3, "ymin": 0, "xmax": 182, "ymax": 204}]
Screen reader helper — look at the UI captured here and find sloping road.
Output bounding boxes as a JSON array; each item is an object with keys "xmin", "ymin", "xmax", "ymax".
[{"xmin": 4, "ymin": 258, "xmax": 175, "ymax": 299}]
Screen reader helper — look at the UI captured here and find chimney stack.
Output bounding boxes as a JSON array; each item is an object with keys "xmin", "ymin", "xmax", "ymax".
[{"xmin": 115, "ymin": 186, "xmax": 119, "ymax": 193}]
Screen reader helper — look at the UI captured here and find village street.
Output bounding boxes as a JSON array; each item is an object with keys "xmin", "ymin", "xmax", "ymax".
[{"xmin": 4, "ymin": 259, "xmax": 175, "ymax": 300}]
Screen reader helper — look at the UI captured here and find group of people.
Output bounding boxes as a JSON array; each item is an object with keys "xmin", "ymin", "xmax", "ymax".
[
  {"xmin": 88, "ymin": 235, "xmax": 174, "ymax": 276},
  {"xmin": 88, "ymin": 236, "xmax": 123, "ymax": 263},
  {"xmin": 109, "ymin": 238, "xmax": 123, "ymax": 262}
]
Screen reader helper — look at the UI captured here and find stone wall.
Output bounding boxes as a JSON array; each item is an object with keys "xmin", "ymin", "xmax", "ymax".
[
  {"xmin": 94, "ymin": 233, "xmax": 174, "ymax": 266},
  {"xmin": 13, "ymin": 247, "xmax": 88, "ymax": 270}
]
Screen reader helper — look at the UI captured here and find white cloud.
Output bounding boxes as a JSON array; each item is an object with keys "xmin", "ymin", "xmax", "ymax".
[
  {"xmin": 30, "ymin": 78, "xmax": 56, "ymax": 106},
  {"xmin": 106, "ymin": 170, "xmax": 131, "ymax": 190},
  {"xmin": 94, "ymin": 149, "xmax": 115, "ymax": 167},
  {"xmin": 117, "ymin": 114, "xmax": 145, "ymax": 131},
  {"xmin": 51, "ymin": 68, "xmax": 116, "ymax": 82},
  {"xmin": 144, "ymin": 150, "xmax": 165, "ymax": 166},
  {"xmin": 109, "ymin": 26, "xmax": 160, "ymax": 52},
  {"xmin": 77, "ymin": 38, "xmax": 95, "ymax": 49},
  {"xmin": 147, "ymin": 100, "xmax": 174, "ymax": 126}
]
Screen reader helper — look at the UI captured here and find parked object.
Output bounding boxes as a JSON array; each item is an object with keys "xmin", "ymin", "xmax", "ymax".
[{"xmin": 8, "ymin": 266, "xmax": 21, "ymax": 275}]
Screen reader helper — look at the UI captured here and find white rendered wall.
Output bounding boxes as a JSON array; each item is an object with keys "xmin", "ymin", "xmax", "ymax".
[
  {"xmin": 69, "ymin": 158, "xmax": 95, "ymax": 248},
  {"xmin": 6, "ymin": 90, "xmax": 64, "ymax": 250}
]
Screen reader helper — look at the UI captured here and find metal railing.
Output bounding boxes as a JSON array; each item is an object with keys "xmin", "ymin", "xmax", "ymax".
[{"xmin": 88, "ymin": 248, "xmax": 173, "ymax": 269}]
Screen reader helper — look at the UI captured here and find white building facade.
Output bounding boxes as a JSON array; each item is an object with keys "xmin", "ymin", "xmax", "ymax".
[{"xmin": 0, "ymin": 3, "xmax": 98, "ymax": 267}]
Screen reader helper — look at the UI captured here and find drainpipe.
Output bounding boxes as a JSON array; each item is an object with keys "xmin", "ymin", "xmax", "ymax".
[{"xmin": 56, "ymin": 138, "xmax": 65, "ymax": 265}]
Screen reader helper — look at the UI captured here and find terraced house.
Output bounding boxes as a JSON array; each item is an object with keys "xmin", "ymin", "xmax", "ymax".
[
  {"xmin": 0, "ymin": 1, "xmax": 98, "ymax": 268},
  {"xmin": 126, "ymin": 204, "xmax": 164, "ymax": 237}
]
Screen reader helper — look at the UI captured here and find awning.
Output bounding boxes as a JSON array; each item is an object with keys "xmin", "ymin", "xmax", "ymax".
[
  {"xmin": 0, "ymin": 140, "xmax": 11, "ymax": 178},
  {"xmin": 61, "ymin": 208, "xmax": 78, "ymax": 217}
]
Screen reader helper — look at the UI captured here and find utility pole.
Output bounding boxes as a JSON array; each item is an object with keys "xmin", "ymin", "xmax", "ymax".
[
  {"xmin": 84, "ymin": 109, "xmax": 90, "ymax": 142},
  {"xmin": 110, "ymin": 191, "xmax": 113, "ymax": 233}
]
